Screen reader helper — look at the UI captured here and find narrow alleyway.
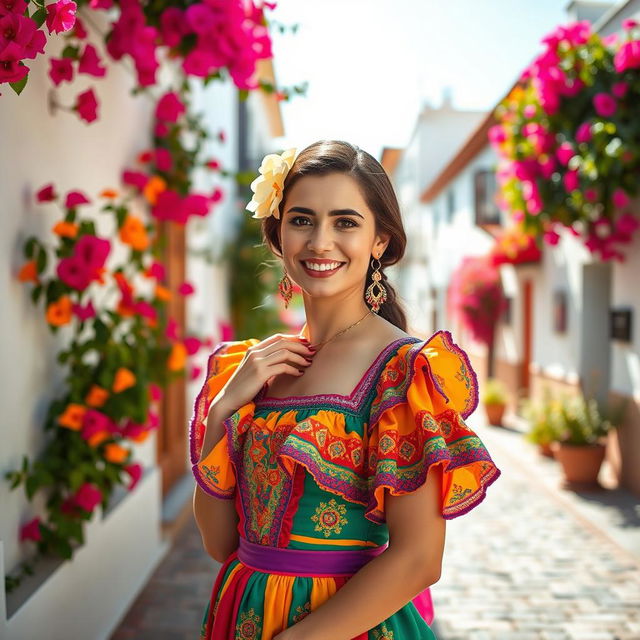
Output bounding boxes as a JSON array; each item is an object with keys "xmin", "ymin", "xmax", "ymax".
[{"xmin": 110, "ymin": 418, "xmax": 640, "ymax": 640}]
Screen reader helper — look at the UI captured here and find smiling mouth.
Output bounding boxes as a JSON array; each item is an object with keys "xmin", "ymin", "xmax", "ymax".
[{"xmin": 299, "ymin": 260, "xmax": 346, "ymax": 275}]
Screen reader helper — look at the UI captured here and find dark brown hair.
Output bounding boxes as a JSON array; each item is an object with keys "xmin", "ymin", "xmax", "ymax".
[{"xmin": 261, "ymin": 139, "xmax": 408, "ymax": 331}]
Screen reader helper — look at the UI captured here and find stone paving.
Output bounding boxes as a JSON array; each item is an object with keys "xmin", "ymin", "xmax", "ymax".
[{"xmin": 110, "ymin": 416, "xmax": 640, "ymax": 640}]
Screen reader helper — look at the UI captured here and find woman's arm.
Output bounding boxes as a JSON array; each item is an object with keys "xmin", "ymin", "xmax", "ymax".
[
  {"xmin": 193, "ymin": 398, "xmax": 240, "ymax": 563},
  {"xmin": 275, "ymin": 463, "xmax": 446, "ymax": 640}
]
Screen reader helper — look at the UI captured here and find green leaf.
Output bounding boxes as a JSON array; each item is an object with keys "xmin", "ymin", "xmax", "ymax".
[
  {"xmin": 36, "ymin": 247, "xmax": 47, "ymax": 273},
  {"xmin": 24, "ymin": 237, "xmax": 38, "ymax": 259},
  {"xmin": 9, "ymin": 72, "xmax": 29, "ymax": 96},
  {"xmin": 61, "ymin": 44, "xmax": 80, "ymax": 59},
  {"xmin": 31, "ymin": 6, "xmax": 46, "ymax": 26},
  {"xmin": 30, "ymin": 284, "xmax": 43, "ymax": 305}
]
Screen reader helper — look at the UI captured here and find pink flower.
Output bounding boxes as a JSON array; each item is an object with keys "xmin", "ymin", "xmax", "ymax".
[
  {"xmin": 615, "ymin": 212, "xmax": 640, "ymax": 235},
  {"xmin": 593, "ymin": 93, "xmax": 617, "ymax": 118},
  {"xmin": 575, "ymin": 121, "xmax": 592, "ymax": 144},
  {"xmin": 0, "ymin": 42, "xmax": 29, "ymax": 83},
  {"xmin": 190, "ymin": 365, "xmax": 201, "ymax": 381},
  {"xmin": 154, "ymin": 147, "xmax": 172, "ymax": 172},
  {"xmin": 81, "ymin": 408, "xmax": 112, "ymax": 441},
  {"xmin": 614, "ymin": 40, "xmax": 640, "ymax": 73},
  {"xmin": 155, "ymin": 91, "xmax": 185, "ymax": 122},
  {"xmin": 152, "ymin": 189, "xmax": 187, "ymax": 223},
  {"xmin": 182, "ymin": 48, "xmax": 217, "ymax": 77},
  {"xmin": 147, "ymin": 411, "xmax": 159, "ymax": 430},
  {"xmin": 183, "ymin": 193, "xmax": 209, "ymax": 217},
  {"xmin": 165, "ymin": 317, "xmax": 179, "ymax": 340},
  {"xmin": 543, "ymin": 229, "xmax": 561, "ymax": 245},
  {"xmin": 65, "ymin": 190, "xmax": 90, "ymax": 208},
  {"xmin": 149, "ymin": 383, "xmax": 162, "ymax": 402},
  {"xmin": 122, "ymin": 169, "xmax": 148, "ymax": 189},
  {"xmin": 206, "ymin": 158, "xmax": 220, "ymax": 170},
  {"xmin": 75, "ymin": 235, "xmax": 110, "ymax": 270},
  {"xmin": 70, "ymin": 15, "xmax": 87, "ymax": 38},
  {"xmin": 0, "ymin": 0, "xmax": 28, "ymax": 14},
  {"xmin": 612, "ymin": 188, "xmax": 630, "ymax": 208},
  {"xmin": 133, "ymin": 300, "xmax": 157, "ymax": 322},
  {"xmin": 183, "ymin": 336, "xmax": 201, "ymax": 355},
  {"xmin": 0, "ymin": 13, "xmax": 44, "ymax": 59},
  {"xmin": 185, "ymin": 3, "xmax": 216, "ymax": 33},
  {"xmin": 522, "ymin": 180, "xmax": 543, "ymax": 215},
  {"xmin": 48, "ymin": 57, "xmax": 74, "ymax": 86},
  {"xmin": 563, "ymin": 169, "xmax": 579, "ymax": 192},
  {"xmin": 75, "ymin": 87, "xmax": 99, "ymax": 123},
  {"xmin": 20, "ymin": 517, "xmax": 42, "ymax": 542},
  {"xmin": 78, "ymin": 44, "xmax": 106, "ymax": 77},
  {"xmin": 159, "ymin": 7, "xmax": 186, "ymax": 47},
  {"xmin": 154, "ymin": 121, "xmax": 169, "ymax": 137},
  {"xmin": 538, "ymin": 155, "xmax": 556, "ymax": 179},
  {"xmin": 72, "ymin": 300, "xmax": 96, "ymax": 321},
  {"xmin": 622, "ymin": 18, "xmax": 638, "ymax": 30},
  {"xmin": 57, "ymin": 255, "xmax": 93, "ymax": 290},
  {"xmin": 211, "ymin": 187, "xmax": 223, "ymax": 202},
  {"xmin": 584, "ymin": 188, "xmax": 598, "ymax": 202},
  {"xmin": 45, "ymin": 0, "xmax": 77, "ymax": 34},
  {"xmin": 73, "ymin": 482, "xmax": 102, "ymax": 512},
  {"xmin": 147, "ymin": 260, "xmax": 166, "ymax": 280},
  {"xmin": 123, "ymin": 463, "xmax": 142, "ymax": 491},
  {"xmin": 178, "ymin": 281, "xmax": 194, "ymax": 296},
  {"xmin": 556, "ymin": 142, "xmax": 575, "ymax": 166},
  {"xmin": 612, "ymin": 82, "xmax": 629, "ymax": 99},
  {"xmin": 88, "ymin": 0, "xmax": 112, "ymax": 8},
  {"xmin": 523, "ymin": 104, "xmax": 537, "ymax": 119},
  {"xmin": 36, "ymin": 183, "xmax": 57, "ymax": 202}
]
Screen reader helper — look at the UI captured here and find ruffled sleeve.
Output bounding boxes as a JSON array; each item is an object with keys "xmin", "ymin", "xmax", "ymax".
[
  {"xmin": 365, "ymin": 329, "xmax": 501, "ymax": 523},
  {"xmin": 189, "ymin": 338, "xmax": 260, "ymax": 499}
]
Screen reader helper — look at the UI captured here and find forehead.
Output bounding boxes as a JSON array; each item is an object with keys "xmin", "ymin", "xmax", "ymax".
[{"xmin": 285, "ymin": 172, "xmax": 371, "ymax": 214}]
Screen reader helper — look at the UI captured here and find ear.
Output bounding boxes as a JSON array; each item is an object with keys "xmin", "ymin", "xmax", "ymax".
[{"xmin": 373, "ymin": 231, "xmax": 391, "ymax": 258}]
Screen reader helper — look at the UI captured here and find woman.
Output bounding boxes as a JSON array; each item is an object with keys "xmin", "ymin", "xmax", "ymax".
[{"xmin": 190, "ymin": 140, "xmax": 502, "ymax": 639}]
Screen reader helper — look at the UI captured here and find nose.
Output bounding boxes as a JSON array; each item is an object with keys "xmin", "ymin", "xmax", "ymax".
[{"xmin": 306, "ymin": 220, "xmax": 335, "ymax": 253}]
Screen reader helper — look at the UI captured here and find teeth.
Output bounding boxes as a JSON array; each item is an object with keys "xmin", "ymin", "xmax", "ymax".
[{"xmin": 304, "ymin": 261, "xmax": 342, "ymax": 271}]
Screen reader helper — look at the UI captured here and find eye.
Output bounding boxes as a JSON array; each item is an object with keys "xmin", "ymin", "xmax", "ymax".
[{"xmin": 288, "ymin": 216, "xmax": 358, "ymax": 229}]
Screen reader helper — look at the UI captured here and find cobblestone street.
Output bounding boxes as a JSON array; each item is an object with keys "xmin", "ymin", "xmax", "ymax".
[{"xmin": 111, "ymin": 417, "xmax": 640, "ymax": 640}]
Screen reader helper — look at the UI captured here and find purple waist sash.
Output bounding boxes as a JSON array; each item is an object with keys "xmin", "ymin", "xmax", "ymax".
[{"xmin": 237, "ymin": 536, "xmax": 389, "ymax": 577}]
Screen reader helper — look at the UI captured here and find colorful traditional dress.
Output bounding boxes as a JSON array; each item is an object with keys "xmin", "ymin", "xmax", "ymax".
[{"xmin": 190, "ymin": 330, "xmax": 502, "ymax": 640}]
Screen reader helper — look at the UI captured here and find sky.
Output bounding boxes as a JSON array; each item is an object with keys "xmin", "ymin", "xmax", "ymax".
[{"xmin": 269, "ymin": 0, "xmax": 572, "ymax": 159}]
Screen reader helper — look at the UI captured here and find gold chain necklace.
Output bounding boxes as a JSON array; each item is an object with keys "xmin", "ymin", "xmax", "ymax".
[{"xmin": 300, "ymin": 309, "xmax": 374, "ymax": 351}]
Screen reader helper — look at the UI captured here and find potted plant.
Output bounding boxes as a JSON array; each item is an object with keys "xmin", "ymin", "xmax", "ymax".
[
  {"xmin": 481, "ymin": 378, "xmax": 509, "ymax": 427},
  {"xmin": 550, "ymin": 391, "xmax": 627, "ymax": 488},
  {"xmin": 522, "ymin": 387, "xmax": 561, "ymax": 458}
]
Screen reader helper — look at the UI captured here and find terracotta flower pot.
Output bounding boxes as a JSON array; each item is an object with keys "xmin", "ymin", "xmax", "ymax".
[
  {"xmin": 551, "ymin": 441, "xmax": 606, "ymax": 487},
  {"xmin": 484, "ymin": 402, "xmax": 506, "ymax": 427}
]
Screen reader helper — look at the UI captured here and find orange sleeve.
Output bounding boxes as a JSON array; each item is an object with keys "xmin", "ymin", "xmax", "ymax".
[
  {"xmin": 189, "ymin": 338, "xmax": 259, "ymax": 499},
  {"xmin": 365, "ymin": 330, "xmax": 501, "ymax": 523}
]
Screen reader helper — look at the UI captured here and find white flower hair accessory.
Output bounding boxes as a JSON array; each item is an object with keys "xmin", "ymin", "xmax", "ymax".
[{"xmin": 245, "ymin": 147, "xmax": 298, "ymax": 219}]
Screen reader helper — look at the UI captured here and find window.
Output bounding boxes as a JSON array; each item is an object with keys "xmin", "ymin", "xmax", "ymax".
[
  {"xmin": 474, "ymin": 169, "xmax": 501, "ymax": 225},
  {"xmin": 446, "ymin": 188, "xmax": 455, "ymax": 223}
]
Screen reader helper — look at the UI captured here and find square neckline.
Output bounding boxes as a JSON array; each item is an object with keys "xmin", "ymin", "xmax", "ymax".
[{"xmin": 253, "ymin": 335, "xmax": 422, "ymax": 410}]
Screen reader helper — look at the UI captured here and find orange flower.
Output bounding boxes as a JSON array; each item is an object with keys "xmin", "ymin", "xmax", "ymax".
[
  {"xmin": 119, "ymin": 216, "xmax": 150, "ymax": 251},
  {"xmin": 52, "ymin": 221, "xmax": 79, "ymax": 238},
  {"xmin": 155, "ymin": 284, "xmax": 171, "ymax": 301},
  {"xmin": 18, "ymin": 260, "xmax": 38, "ymax": 283},
  {"xmin": 85, "ymin": 385, "xmax": 109, "ymax": 407},
  {"xmin": 46, "ymin": 296, "xmax": 73, "ymax": 326},
  {"xmin": 113, "ymin": 367, "xmax": 136, "ymax": 393},
  {"xmin": 99, "ymin": 189, "xmax": 119, "ymax": 199},
  {"xmin": 131, "ymin": 430, "xmax": 150, "ymax": 443},
  {"xmin": 103, "ymin": 443, "xmax": 129, "ymax": 464},
  {"xmin": 58, "ymin": 403, "xmax": 86, "ymax": 430},
  {"xmin": 142, "ymin": 176, "xmax": 167, "ymax": 205},
  {"xmin": 88, "ymin": 431, "xmax": 111, "ymax": 447},
  {"xmin": 167, "ymin": 342, "xmax": 187, "ymax": 372}
]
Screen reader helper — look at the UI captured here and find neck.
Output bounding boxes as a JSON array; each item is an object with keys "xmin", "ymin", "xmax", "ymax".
[{"xmin": 299, "ymin": 291, "xmax": 373, "ymax": 345}]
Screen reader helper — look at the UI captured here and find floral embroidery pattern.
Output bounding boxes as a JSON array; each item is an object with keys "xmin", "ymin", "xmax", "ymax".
[
  {"xmin": 372, "ymin": 622, "xmax": 395, "ymax": 639},
  {"xmin": 311, "ymin": 498, "xmax": 348, "ymax": 537},
  {"xmin": 201, "ymin": 463, "xmax": 220, "ymax": 487},
  {"xmin": 292, "ymin": 602, "xmax": 311, "ymax": 623},
  {"xmin": 235, "ymin": 608, "xmax": 262, "ymax": 639}
]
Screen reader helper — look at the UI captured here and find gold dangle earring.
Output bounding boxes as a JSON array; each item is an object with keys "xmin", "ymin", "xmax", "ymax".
[
  {"xmin": 365, "ymin": 254, "xmax": 387, "ymax": 313},
  {"xmin": 278, "ymin": 265, "xmax": 293, "ymax": 308}
]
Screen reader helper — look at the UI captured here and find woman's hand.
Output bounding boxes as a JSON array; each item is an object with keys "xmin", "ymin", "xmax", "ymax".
[{"xmin": 217, "ymin": 333, "xmax": 316, "ymax": 412}]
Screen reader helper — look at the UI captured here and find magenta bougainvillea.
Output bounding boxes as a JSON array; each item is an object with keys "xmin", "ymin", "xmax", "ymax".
[{"xmin": 490, "ymin": 18, "xmax": 640, "ymax": 263}]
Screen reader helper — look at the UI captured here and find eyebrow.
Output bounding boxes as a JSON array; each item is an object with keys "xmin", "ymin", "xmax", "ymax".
[{"xmin": 285, "ymin": 206, "xmax": 364, "ymax": 220}]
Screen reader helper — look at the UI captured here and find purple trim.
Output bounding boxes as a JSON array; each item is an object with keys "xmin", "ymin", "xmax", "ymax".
[
  {"xmin": 442, "ymin": 464, "xmax": 502, "ymax": 519},
  {"xmin": 254, "ymin": 336, "xmax": 420, "ymax": 411},
  {"xmin": 237, "ymin": 536, "xmax": 388, "ymax": 576}
]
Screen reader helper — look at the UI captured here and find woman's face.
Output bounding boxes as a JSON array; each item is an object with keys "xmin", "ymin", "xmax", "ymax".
[{"xmin": 278, "ymin": 172, "xmax": 389, "ymax": 301}]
